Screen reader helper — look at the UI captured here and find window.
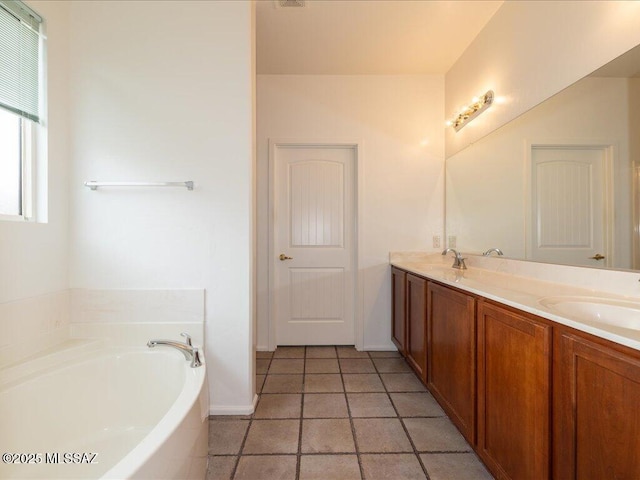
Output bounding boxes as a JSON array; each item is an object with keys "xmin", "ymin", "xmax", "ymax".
[{"xmin": 0, "ymin": 0, "xmax": 42, "ymax": 220}]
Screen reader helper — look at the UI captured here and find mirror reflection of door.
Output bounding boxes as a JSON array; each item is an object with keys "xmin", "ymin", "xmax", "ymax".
[{"xmin": 528, "ymin": 145, "xmax": 613, "ymax": 267}]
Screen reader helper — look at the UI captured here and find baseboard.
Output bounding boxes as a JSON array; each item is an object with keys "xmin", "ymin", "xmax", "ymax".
[
  {"xmin": 257, "ymin": 345, "xmax": 397, "ymax": 352},
  {"xmin": 363, "ymin": 344, "xmax": 398, "ymax": 351},
  {"xmin": 209, "ymin": 395, "xmax": 258, "ymax": 416}
]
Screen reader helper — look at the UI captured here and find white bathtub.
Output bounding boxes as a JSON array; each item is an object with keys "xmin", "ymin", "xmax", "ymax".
[{"xmin": 0, "ymin": 346, "xmax": 208, "ymax": 479}]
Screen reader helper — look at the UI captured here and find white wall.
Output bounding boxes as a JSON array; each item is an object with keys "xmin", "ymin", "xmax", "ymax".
[
  {"xmin": 446, "ymin": 77, "xmax": 632, "ymax": 267},
  {"xmin": 67, "ymin": 1, "xmax": 255, "ymax": 414},
  {"xmin": 257, "ymin": 75, "xmax": 444, "ymax": 350},
  {"xmin": 445, "ymin": 1, "xmax": 640, "ymax": 157},
  {"xmin": 0, "ymin": 1, "xmax": 70, "ymax": 304}
]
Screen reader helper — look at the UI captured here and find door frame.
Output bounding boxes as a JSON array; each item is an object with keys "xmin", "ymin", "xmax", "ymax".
[
  {"xmin": 268, "ymin": 139, "xmax": 364, "ymax": 351},
  {"xmin": 524, "ymin": 139, "xmax": 616, "ymax": 266}
]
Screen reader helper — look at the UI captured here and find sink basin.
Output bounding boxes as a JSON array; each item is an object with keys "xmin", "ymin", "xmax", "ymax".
[{"xmin": 539, "ymin": 296, "xmax": 640, "ymax": 330}]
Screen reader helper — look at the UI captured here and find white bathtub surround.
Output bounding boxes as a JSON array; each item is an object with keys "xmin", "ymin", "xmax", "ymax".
[
  {"xmin": 0, "ymin": 345, "xmax": 208, "ymax": 480},
  {"xmin": 0, "ymin": 290, "xmax": 70, "ymax": 369},
  {"xmin": 390, "ymin": 251, "xmax": 640, "ymax": 351},
  {"xmin": 68, "ymin": 288, "xmax": 205, "ymax": 352},
  {"xmin": 0, "ymin": 288, "xmax": 207, "ymax": 479},
  {"xmin": 70, "ymin": 289, "xmax": 205, "ymax": 325}
]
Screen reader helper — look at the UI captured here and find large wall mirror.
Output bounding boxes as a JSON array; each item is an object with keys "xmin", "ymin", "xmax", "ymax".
[{"xmin": 446, "ymin": 42, "xmax": 640, "ymax": 271}]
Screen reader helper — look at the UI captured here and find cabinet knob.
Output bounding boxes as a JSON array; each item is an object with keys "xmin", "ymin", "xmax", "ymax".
[{"xmin": 589, "ymin": 254, "xmax": 605, "ymax": 260}]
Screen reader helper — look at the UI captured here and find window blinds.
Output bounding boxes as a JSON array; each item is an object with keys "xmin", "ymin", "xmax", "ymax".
[{"xmin": 0, "ymin": 1, "xmax": 42, "ymax": 123}]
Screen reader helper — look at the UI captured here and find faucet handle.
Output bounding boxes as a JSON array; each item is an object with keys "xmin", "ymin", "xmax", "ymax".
[
  {"xmin": 191, "ymin": 347, "xmax": 203, "ymax": 368},
  {"xmin": 181, "ymin": 332, "xmax": 192, "ymax": 346}
]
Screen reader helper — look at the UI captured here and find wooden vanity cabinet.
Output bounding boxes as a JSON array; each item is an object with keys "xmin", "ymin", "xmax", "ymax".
[
  {"xmin": 554, "ymin": 330, "xmax": 640, "ymax": 480},
  {"xmin": 406, "ymin": 273, "xmax": 427, "ymax": 382},
  {"xmin": 391, "ymin": 267, "xmax": 407, "ymax": 356},
  {"xmin": 427, "ymin": 281, "xmax": 476, "ymax": 444},
  {"xmin": 477, "ymin": 301, "xmax": 552, "ymax": 480},
  {"xmin": 391, "ymin": 265, "xmax": 640, "ymax": 480}
]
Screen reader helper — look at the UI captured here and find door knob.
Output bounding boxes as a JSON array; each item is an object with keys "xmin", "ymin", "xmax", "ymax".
[
  {"xmin": 279, "ymin": 254, "xmax": 293, "ymax": 261},
  {"xmin": 589, "ymin": 254, "xmax": 605, "ymax": 260}
]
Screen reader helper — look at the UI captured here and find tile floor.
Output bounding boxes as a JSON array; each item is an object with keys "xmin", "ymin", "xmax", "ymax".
[{"xmin": 207, "ymin": 346, "xmax": 494, "ymax": 480}]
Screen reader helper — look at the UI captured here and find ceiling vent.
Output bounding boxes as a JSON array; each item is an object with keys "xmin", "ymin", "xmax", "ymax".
[{"xmin": 275, "ymin": 0, "xmax": 306, "ymax": 8}]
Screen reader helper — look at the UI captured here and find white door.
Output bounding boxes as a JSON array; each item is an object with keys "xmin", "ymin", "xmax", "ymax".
[
  {"xmin": 529, "ymin": 146, "xmax": 611, "ymax": 267},
  {"xmin": 273, "ymin": 144, "xmax": 355, "ymax": 345}
]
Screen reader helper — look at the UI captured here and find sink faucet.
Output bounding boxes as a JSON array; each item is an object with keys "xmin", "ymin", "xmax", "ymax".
[
  {"xmin": 147, "ymin": 332, "xmax": 203, "ymax": 368},
  {"xmin": 483, "ymin": 248, "xmax": 504, "ymax": 257},
  {"xmin": 442, "ymin": 248, "xmax": 467, "ymax": 270}
]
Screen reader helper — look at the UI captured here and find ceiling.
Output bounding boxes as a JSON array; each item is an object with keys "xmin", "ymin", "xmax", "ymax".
[{"xmin": 256, "ymin": 0, "xmax": 504, "ymax": 75}]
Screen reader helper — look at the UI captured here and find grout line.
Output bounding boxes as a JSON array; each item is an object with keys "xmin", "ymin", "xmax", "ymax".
[
  {"xmin": 340, "ymin": 347, "xmax": 365, "ymax": 480},
  {"xmin": 229, "ymin": 349, "xmax": 277, "ymax": 478},
  {"xmin": 214, "ymin": 347, "xmax": 484, "ymax": 480},
  {"xmin": 372, "ymin": 353, "xmax": 432, "ymax": 480},
  {"xmin": 295, "ymin": 346, "xmax": 307, "ymax": 480}
]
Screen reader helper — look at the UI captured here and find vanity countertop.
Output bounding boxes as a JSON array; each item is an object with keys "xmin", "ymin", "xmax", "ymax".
[{"xmin": 390, "ymin": 252, "xmax": 640, "ymax": 352}]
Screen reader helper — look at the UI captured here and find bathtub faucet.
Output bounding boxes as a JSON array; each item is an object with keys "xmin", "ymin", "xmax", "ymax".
[{"xmin": 147, "ymin": 332, "xmax": 203, "ymax": 368}]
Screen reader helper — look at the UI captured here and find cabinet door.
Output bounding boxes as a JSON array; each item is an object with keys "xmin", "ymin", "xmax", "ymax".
[
  {"xmin": 427, "ymin": 282, "xmax": 476, "ymax": 444},
  {"xmin": 478, "ymin": 301, "xmax": 551, "ymax": 480},
  {"xmin": 554, "ymin": 332, "xmax": 640, "ymax": 480},
  {"xmin": 391, "ymin": 267, "xmax": 407, "ymax": 356},
  {"xmin": 406, "ymin": 273, "xmax": 427, "ymax": 382}
]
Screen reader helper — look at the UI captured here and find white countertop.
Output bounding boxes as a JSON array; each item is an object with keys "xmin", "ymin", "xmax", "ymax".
[{"xmin": 390, "ymin": 252, "xmax": 640, "ymax": 352}]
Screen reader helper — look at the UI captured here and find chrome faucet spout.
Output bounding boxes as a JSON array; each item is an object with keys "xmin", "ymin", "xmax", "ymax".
[
  {"xmin": 483, "ymin": 248, "xmax": 504, "ymax": 257},
  {"xmin": 441, "ymin": 248, "xmax": 467, "ymax": 270},
  {"xmin": 147, "ymin": 333, "xmax": 202, "ymax": 368}
]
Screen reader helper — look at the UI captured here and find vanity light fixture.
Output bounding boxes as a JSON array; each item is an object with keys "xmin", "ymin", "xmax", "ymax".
[{"xmin": 446, "ymin": 90, "xmax": 494, "ymax": 131}]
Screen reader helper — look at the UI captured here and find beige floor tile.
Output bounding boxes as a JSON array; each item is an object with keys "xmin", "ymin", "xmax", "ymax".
[
  {"xmin": 299, "ymin": 455, "xmax": 362, "ymax": 480},
  {"xmin": 233, "ymin": 455, "xmax": 297, "ymax": 480},
  {"xmin": 304, "ymin": 374, "xmax": 344, "ymax": 393},
  {"xmin": 255, "ymin": 375, "xmax": 265, "ymax": 394},
  {"xmin": 209, "ymin": 420, "xmax": 249, "ymax": 455},
  {"xmin": 372, "ymin": 358, "xmax": 413, "ymax": 373},
  {"xmin": 360, "ymin": 454, "xmax": 427, "ymax": 480},
  {"xmin": 305, "ymin": 358, "xmax": 340, "ymax": 373},
  {"xmin": 254, "ymin": 394, "xmax": 302, "ymax": 419},
  {"xmin": 306, "ymin": 346, "xmax": 337, "ymax": 358},
  {"xmin": 304, "ymin": 393, "xmax": 349, "ymax": 418},
  {"xmin": 273, "ymin": 346, "xmax": 305, "ymax": 358},
  {"xmin": 206, "ymin": 456, "xmax": 237, "ymax": 480},
  {"xmin": 256, "ymin": 359, "xmax": 270, "ymax": 374},
  {"xmin": 339, "ymin": 358, "xmax": 376, "ymax": 373},
  {"xmin": 301, "ymin": 418, "xmax": 356, "ymax": 453},
  {"xmin": 337, "ymin": 346, "xmax": 370, "ymax": 358},
  {"xmin": 390, "ymin": 392, "xmax": 445, "ymax": 417},
  {"xmin": 380, "ymin": 373, "xmax": 427, "ymax": 392},
  {"xmin": 352, "ymin": 418, "xmax": 413, "ymax": 453},
  {"xmin": 262, "ymin": 374, "xmax": 304, "ymax": 393},
  {"xmin": 347, "ymin": 393, "xmax": 396, "ymax": 417},
  {"xmin": 269, "ymin": 358, "xmax": 305, "ymax": 374},
  {"xmin": 420, "ymin": 453, "xmax": 494, "ymax": 480},
  {"xmin": 404, "ymin": 417, "xmax": 471, "ymax": 452},
  {"xmin": 342, "ymin": 374, "xmax": 385, "ymax": 392},
  {"xmin": 369, "ymin": 351, "xmax": 402, "ymax": 358},
  {"xmin": 242, "ymin": 420, "xmax": 300, "ymax": 454},
  {"xmin": 256, "ymin": 351, "xmax": 274, "ymax": 359}
]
